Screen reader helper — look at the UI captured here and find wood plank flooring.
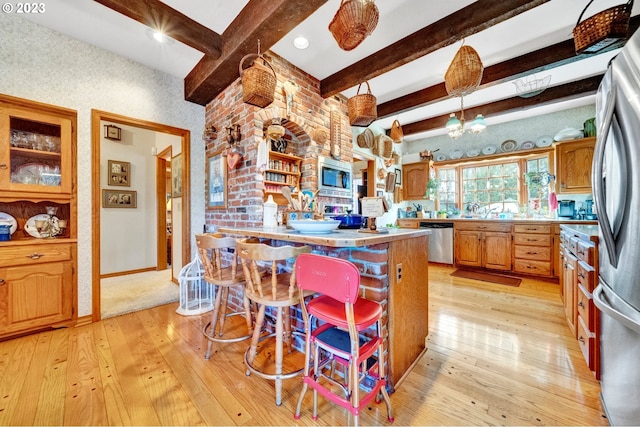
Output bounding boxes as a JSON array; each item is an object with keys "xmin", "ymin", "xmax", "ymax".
[{"xmin": 0, "ymin": 265, "xmax": 609, "ymax": 425}]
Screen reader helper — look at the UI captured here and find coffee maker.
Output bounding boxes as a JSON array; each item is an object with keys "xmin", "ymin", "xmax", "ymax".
[{"xmin": 558, "ymin": 200, "xmax": 575, "ymax": 218}]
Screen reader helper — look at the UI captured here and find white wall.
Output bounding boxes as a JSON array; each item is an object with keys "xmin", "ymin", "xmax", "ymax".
[
  {"xmin": 0, "ymin": 13, "xmax": 205, "ymax": 317},
  {"xmin": 100, "ymin": 123, "xmax": 182, "ymax": 276}
]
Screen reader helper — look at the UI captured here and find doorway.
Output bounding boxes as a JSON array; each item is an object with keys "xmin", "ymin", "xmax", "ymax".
[{"xmin": 91, "ymin": 110, "xmax": 191, "ymax": 322}]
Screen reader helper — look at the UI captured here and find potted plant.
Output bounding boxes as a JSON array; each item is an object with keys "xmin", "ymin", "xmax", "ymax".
[
  {"xmin": 425, "ymin": 177, "xmax": 440, "ymax": 200},
  {"xmin": 449, "ymin": 207, "xmax": 461, "ymax": 218},
  {"xmin": 437, "ymin": 210, "xmax": 448, "ymax": 218}
]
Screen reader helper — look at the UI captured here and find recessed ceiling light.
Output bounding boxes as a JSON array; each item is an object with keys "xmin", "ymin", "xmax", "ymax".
[
  {"xmin": 146, "ymin": 28, "xmax": 174, "ymax": 45},
  {"xmin": 293, "ymin": 36, "xmax": 309, "ymax": 50}
]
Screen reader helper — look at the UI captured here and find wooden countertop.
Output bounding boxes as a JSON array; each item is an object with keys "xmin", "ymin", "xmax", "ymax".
[{"xmin": 218, "ymin": 226, "xmax": 430, "ymax": 248}]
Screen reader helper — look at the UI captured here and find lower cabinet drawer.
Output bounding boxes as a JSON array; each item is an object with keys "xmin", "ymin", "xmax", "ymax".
[
  {"xmin": 577, "ymin": 261, "xmax": 596, "ymax": 293},
  {"xmin": 577, "ymin": 315, "xmax": 596, "ymax": 372},
  {"xmin": 514, "ymin": 245, "xmax": 551, "ymax": 261},
  {"xmin": 513, "ymin": 259, "xmax": 552, "ymax": 276},
  {"xmin": 513, "ymin": 233, "xmax": 551, "ymax": 246},
  {"xmin": 577, "ymin": 284, "xmax": 596, "ymax": 330},
  {"xmin": 0, "ymin": 244, "xmax": 72, "ymax": 268}
]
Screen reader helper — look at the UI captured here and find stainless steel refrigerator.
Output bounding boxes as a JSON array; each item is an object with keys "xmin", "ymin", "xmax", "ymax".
[{"xmin": 592, "ymin": 28, "xmax": 640, "ymax": 426}]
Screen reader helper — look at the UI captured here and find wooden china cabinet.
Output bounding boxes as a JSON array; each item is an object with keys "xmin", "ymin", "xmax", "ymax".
[{"xmin": 0, "ymin": 94, "xmax": 77, "ymax": 339}]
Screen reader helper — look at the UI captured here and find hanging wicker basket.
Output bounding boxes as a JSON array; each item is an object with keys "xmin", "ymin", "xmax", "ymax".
[
  {"xmin": 347, "ymin": 81, "xmax": 377, "ymax": 127},
  {"xmin": 390, "ymin": 119, "xmax": 403, "ymax": 143},
  {"xmin": 373, "ymin": 134, "xmax": 393, "ymax": 159},
  {"xmin": 444, "ymin": 45, "xmax": 484, "ymax": 97},
  {"xmin": 573, "ymin": 0, "xmax": 633, "ymax": 54},
  {"xmin": 239, "ymin": 53, "xmax": 277, "ymax": 108},
  {"xmin": 329, "ymin": 0, "xmax": 379, "ymax": 51},
  {"xmin": 356, "ymin": 128, "xmax": 375, "ymax": 149}
]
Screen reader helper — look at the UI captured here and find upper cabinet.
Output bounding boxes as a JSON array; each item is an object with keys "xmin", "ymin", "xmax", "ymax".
[
  {"xmin": 555, "ymin": 137, "xmax": 595, "ymax": 194},
  {"xmin": 402, "ymin": 161, "xmax": 429, "ymax": 200},
  {"xmin": 0, "ymin": 99, "xmax": 74, "ymax": 198}
]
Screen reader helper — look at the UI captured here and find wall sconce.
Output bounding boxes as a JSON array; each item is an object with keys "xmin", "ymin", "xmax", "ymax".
[
  {"xmin": 227, "ymin": 124, "xmax": 241, "ymax": 144},
  {"xmin": 104, "ymin": 124, "xmax": 122, "ymax": 141}
]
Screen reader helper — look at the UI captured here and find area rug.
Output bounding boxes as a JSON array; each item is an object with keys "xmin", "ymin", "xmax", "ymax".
[
  {"xmin": 101, "ymin": 269, "xmax": 180, "ymax": 319},
  {"xmin": 450, "ymin": 269, "xmax": 521, "ymax": 287}
]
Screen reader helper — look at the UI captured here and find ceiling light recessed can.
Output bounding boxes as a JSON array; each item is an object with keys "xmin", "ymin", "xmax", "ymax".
[{"xmin": 293, "ymin": 36, "xmax": 309, "ymax": 50}]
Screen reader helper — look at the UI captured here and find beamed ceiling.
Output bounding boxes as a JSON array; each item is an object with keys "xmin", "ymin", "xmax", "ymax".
[{"xmin": 19, "ymin": 0, "xmax": 640, "ymax": 140}]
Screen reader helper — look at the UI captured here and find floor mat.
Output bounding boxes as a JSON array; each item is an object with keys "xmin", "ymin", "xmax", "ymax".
[{"xmin": 450, "ymin": 269, "xmax": 521, "ymax": 287}]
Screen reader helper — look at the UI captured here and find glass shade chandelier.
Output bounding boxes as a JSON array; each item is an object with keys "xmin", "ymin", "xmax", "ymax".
[{"xmin": 445, "ymin": 96, "xmax": 487, "ymax": 139}]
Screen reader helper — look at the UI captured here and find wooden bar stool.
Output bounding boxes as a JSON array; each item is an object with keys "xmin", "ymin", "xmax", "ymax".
[
  {"xmin": 196, "ymin": 233, "xmax": 254, "ymax": 360},
  {"xmin": 236, "ymin": 238, "xmax": 312, "ymax": 406},
  {"xmin": 293, "ymin": 253, "xmax": 394, "ymax": 425}
]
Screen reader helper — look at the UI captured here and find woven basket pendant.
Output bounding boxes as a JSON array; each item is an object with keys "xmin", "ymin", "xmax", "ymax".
[
  {"xmin": 329, "ymin": 0, "xmax": 379, "ymax": 51},
  {"xmin": 444, "ymin": 45, "xmax": 484, "ymax": 97}
]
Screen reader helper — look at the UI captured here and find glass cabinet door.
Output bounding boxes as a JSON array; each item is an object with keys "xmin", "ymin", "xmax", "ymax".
[{"xmin": 0, "ymin": 107, "xmax": 72, "ymax": 194}]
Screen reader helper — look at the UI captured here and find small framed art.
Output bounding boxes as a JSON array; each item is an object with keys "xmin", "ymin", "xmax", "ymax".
[
  {"xmin": 108, "ymin": 160, "xmax": 130, "ymax": 187},
  {"xmin": 103, "ymin": 189, "xmax": 137, "ymax": 208}
]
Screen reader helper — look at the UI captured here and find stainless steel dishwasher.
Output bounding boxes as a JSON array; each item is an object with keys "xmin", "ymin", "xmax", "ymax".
[{"xmin": 419, "ymin": 222, "xmax": 454, "ymax": 264}]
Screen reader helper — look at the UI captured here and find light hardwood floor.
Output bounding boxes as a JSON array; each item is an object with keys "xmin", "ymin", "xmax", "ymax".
[{"xmin": 0, "ymin": 265, "xmax": 608, "ymax": 426}]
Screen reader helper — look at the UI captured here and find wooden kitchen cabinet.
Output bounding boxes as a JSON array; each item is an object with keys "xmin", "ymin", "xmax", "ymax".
[
  {"xmin": 0, "ymin": 244, "xmax": 74, "ymax": 335},
  {"xmin": 555, "ymin": 137, "xmax": 595, "ymax": 194},
  {"xmin": 560, "ymin": 225, "xmax": 600, "ymax": 378},
  {"xmin": 512, "ymin": 223, "xmax": 553, "ymax": 277},
  {"xmin": 454, "ymin": 221, "xmax": 511, "ymax": 271},
  {"xmin": 402, "ymin": 161, "xmax": 429, "ymax": 200},
  {"xmin": 263, "ymin": 150, "xmax": 302, "ymax": 205},
  {"xmin": 0, "ymin": 94, "xmax": 77, "ymax": 339}
]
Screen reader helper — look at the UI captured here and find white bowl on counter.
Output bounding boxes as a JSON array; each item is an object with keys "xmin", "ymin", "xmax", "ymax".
[{"xmin": 288, "ymin": 219, "xmax": 341, "ymax": 234}]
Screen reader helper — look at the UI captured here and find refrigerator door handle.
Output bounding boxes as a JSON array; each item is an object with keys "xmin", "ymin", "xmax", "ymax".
[
  {"xmin": 593, "ymin": 76, "xmax": 620, "ymax": 267},
  {"xmin": 593, "ymin": 284, "xmax": 640, "ymax": 334}
]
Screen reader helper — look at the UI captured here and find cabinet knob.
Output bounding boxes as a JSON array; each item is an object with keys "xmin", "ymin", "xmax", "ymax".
[
  {"xmin": 0, "ymin": 163, "xmax": 7, "ymax": 170},
  {"xmin": 578, "ymin": 301, "xmax": 585, "ymax": 308},
  {"xmin": 26, "ymin": 253, "xmax": 44, "ymax": 260},
  {"xmin": 578, "ymin": 335, "xmax": 585, "ymax": 343},
  {"xmin": 0, "ymin": 279, "xmax": 4, "ymax": 285}
]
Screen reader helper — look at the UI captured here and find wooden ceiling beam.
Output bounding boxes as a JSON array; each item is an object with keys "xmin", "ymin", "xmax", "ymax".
[
  {"xmin": 93, "ymin": 0, "xmax": 222, "ymax": 58},
  {"xmin": 401, "ymin": 74, "xmax": 603, "ymax": 136},
  {"xmin": 320, "ymin": 0, "xmax": 549, "ymax": 98},
  {"xmin": 184, "ymin": 0, "xmax": 327, "ymax": 106},
  {"xmin": 378, "ymin": 16, "xmax": 640, "ymax": 119}
]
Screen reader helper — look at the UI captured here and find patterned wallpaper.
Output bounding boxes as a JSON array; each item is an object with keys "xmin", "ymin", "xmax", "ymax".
[{"xmin": 0, "ymin": 13, "xmax": 205, "ymax": 317}]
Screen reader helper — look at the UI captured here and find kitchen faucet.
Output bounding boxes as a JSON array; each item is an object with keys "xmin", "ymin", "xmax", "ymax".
[{"xmin": 482, "ymin": 207, "xmax": 498, "ymax": 218}]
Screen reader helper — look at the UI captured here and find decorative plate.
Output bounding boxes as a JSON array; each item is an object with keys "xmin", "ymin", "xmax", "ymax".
[
  {"xmin": 24, "ymin": 214, "xmax": 59, "ymax": 238},
  {"xmin": 535, "ymin": 135, "xmax": 553, "ymax": 147},
  {"xmin": 0, "ymin": 212, "xmax": 18, "ymax": 235},
  {"xmin": 500, "ymin": 140, "xmax": 517, "ymax": 152},
  {"xmin": 482, "ymin": 145, "xmax": 497, "ymax": 155},
  {"xmin": 449, "ymin": 149, "xmax": 463, "ymax": 159},
  {"xmin": 435, "ymin": 154, "xmax": 447, "ymax": 162},
  {"xmin": 466, "ymin": 149, "xmax": 480, "ymax": 157},
  {"xmin": 554, "ymin": 127, "xmax": 583, "ymax": 141},
  {"xmin": 520, "ymin": 140, "xmax": 535, "ymax": 150}
]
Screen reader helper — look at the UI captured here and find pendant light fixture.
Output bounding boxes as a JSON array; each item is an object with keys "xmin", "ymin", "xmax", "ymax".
[{"xmin": 445, "ymin": 96, "xmax": 487, "ymax": 139}]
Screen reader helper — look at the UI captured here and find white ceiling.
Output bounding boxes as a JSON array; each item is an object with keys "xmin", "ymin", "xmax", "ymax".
[{"xmin": 18, "ymin": 0, "xmax": 639, "ymax": 140}]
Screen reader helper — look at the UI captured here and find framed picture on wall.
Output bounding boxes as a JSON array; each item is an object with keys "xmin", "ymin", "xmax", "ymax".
[
  {"xmin": 172, "ymin": 153, "xmax": 183, "ymax": 198},
  {"xmin": 394, "ymin": 168, "xmax": 401, "ymax": 185},
  {"xmin": 206, "ymin": 149, "xmax": 227, "ymax": 209},
  {"xmin": 108, "ymin": 160, "xmax": 130, "ymax": 187},
  {"xmin": 102, "ymin": 189, "xmax": 137, "ymax": 208}
]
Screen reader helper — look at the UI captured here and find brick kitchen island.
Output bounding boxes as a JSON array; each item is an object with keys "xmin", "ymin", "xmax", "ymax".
[{"xmin": 219, "ymin": 226, "xmax": 430, "ymax": 390}]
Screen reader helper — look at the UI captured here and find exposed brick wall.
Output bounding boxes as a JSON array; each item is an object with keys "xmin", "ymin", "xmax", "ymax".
[{"xmin": 203, "ymin": 51, "xmax": 354, "ymax": 230}]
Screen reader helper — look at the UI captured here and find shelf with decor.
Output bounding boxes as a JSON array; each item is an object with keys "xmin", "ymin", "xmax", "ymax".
[
  {"xmin": 264, "ymin": 150, "xmax": 302, "ymax": 205},
  {"xmin": 0, "ymin": 93, "xmax": 77, "ymax": 339}
]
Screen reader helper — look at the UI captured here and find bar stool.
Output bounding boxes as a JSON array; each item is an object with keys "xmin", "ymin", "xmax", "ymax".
[
  {"xmin": 236, "ymin": 238, "xmax": 312, "ymax": 406},
  {"xmin": 293, "ymin": 253, "xmax": 394, "ymax": 425},
  {"xmin": 196, "ymin": 233, "xmax": 254, "ymax": 360}
]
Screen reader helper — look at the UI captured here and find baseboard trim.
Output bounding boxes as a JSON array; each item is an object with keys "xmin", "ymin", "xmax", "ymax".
[
  {"xmin": 100, "ymin": 266, "xmax": 156, "ymax": 279},
  {"xmin": 74, "ymin": 315, "xmax": 93, "ymax": 327}
]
